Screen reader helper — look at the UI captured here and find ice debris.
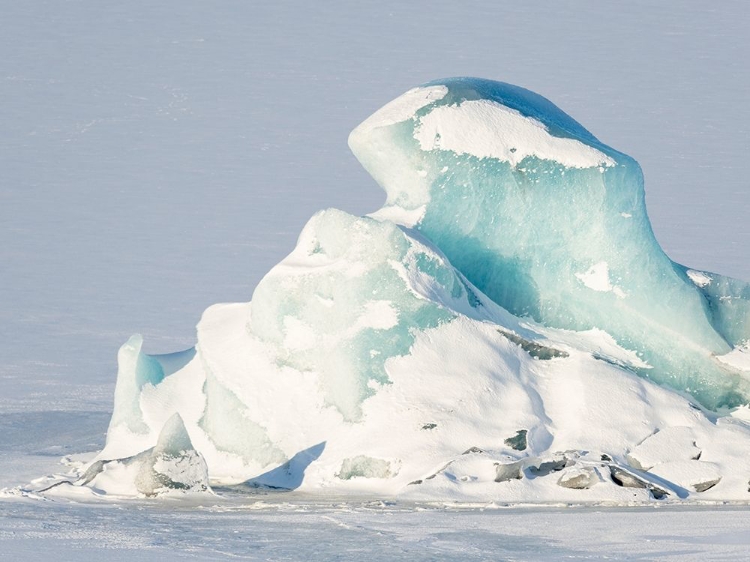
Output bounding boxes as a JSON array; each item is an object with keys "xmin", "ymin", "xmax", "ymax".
[
  {"xmin": 557, "ymin": 466, "xmax": 599, "ymax": 489},
  {"xmin": 337, "ymin": 456, "xmax": 393, "ymax": 480},
  {"xmin": 504, "ymin": 430, "xmax": 528, "ymax": 451},
  {"xmin": 76, "ymin": 414, "xmax": 209, "ymax": 497},
  {"xmin": 494, "ymin": 460, "xmax": 525, "ymax": 483},
  {"xmin": 134, "ymin": 414, "xmax": 209, "ymax": 496},
  {"xmin": 609, "ymin": 466, "xmax": 671, "ymax": 499}
]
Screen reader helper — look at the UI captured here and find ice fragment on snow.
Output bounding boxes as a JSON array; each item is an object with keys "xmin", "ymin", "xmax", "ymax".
[
  {"xmin": 528, "ymin": 458, "xmax": 568, "ymax": 477},
  {"xmin": 498, "ymin": 330, "xmax": 568, "ymax": 360},
  {"xmin": 686, "ymin": 270, "xmax": 713, "ymax": 287},
  {"xmin": 609, "ymin": 466, "xmax": 670, "ymax": 499},
  {"xmin": 336, "ymin": 456, "xmax": 393, "ymax": 480},
  {"xmin": 135, "ymin": 413, "xmax": 209, "ymax": 496},
  {"xmin": 504, "ymin": 429, "xmax": 528, "ymax": 451},
  {"xmin": 557, "ymin": 466, "xmax": 598, "ymax": 489},
  {"xmin": 494, "ymin": 460, "xmax": 525, "ymax": 483}
]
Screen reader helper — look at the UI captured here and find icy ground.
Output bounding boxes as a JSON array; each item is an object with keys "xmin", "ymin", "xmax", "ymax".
[
  {"xmin": 3, "ymin": 499, "xmax": 750, "ymax": 561},
  {"xmin": 3, "ymin": 0, "xmax": 750, "ymax": 558}
]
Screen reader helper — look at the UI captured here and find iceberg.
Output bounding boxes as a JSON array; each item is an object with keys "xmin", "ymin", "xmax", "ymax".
[{"xmin": 35, "ymin": 78, "xmax": 750, "ymax": 503}]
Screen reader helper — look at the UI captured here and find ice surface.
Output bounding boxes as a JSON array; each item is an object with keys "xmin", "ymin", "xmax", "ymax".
[
  {"xmin": 250, "ymin": 208, "xmax": 479, "ymax": 420},
  {"xmin": 108, "ymin": 335, "xmax": 166, "ymax": 436},
  {"xmin": 337, "ymin": 456, "xmax": 393, "ymax": 480},
  {"xmin": 134, "ymin": 413, "xmax": 209, "ymax": 496},
  {"xmin": 350, "ymin": 77, "xmax": 750, "ymax": 409},
  {"xmin": 4, "ymin": 501, "xmax": 750, "ymax": 561}
]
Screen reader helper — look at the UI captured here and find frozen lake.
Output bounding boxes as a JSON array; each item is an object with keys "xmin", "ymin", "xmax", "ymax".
[
  {"xmin": 2, "ymin": 1, "xmax": 749, "ymax": 558},
  {"xmin": 2, "ymin": 499, "xmax": 750, "ymax": 561}
]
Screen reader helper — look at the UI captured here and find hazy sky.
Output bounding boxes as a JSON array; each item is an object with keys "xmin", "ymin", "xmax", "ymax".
[{"xmin": 2, "ymin": 1, "xmax": 748, "ymax": 409}]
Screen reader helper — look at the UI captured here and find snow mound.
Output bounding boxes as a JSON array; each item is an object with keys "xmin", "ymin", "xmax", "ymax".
[
  {"xmin": 28, "ymin": 78, "xmax": 750, "ymax": 504},
  {"xmin": 626, "ymin": 427, "xmax": 701, "ymax": 471}
]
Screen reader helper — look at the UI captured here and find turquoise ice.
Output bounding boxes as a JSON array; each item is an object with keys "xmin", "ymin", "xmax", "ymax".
[
  {"xmin": 349, "ymin": 77, "xmax": 750, "ymax": 409},
  {"xmin": 249, "ymin": 208, "xmax": 482, "ymax": 420}
]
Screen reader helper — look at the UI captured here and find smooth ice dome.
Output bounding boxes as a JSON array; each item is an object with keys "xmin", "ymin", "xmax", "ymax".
[{"xmin": 31, "ymin": 78, "xmax": 750, "ymax": 503}]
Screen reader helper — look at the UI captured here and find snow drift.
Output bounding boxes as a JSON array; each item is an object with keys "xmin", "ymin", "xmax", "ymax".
[{"xmin": 40, "ymin": 78, "xmax": 750, "ymax": 502}]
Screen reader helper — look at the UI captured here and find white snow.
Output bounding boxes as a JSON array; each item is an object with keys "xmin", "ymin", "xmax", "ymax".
[
  {"xmin": 716, "ymin": 344, "xmax": 750, "ymax": 373},
  {"xmin": 575, "ymin": 261, "xmax": 625, "ymax": 297},
  {"xmin": 687, "ymin": 269, "xmax": 713, "ymax": 287},
  {"xmin": 414, "ymin": 100, "xmax": 616, "ymax": 168},
  {"xmin": 648, "ymin": 460, "xmax": 722, "ymax": 492},
  {"xmin": 625, "ymin": 427, "xmax": 700, "ymax": 470},
  {"xmin": 353, "ymin": 85, "xmax": 448, "ymax": 133}
]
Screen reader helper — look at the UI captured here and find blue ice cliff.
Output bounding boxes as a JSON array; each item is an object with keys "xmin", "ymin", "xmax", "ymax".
[{"xmin": 40, "ymin": 79, "xmax": 750, "ymax": 502}]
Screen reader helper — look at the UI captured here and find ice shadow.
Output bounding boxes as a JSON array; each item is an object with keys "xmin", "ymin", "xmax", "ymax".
[{"xmin": 242, "ymin": 441, "xmax": 326, "ymax": 491}]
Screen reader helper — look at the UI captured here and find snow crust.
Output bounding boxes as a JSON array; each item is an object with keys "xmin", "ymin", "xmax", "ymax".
[
  {"xmin": 23, "ymin": 77, "xmax": 750, "ymax": 504},
  {"xmin": 353, "ymin": 85, "xmax": 448, "ymax": 134},
  {"xmin": 687, "ymin": 269, "xmax": 713, "ymax": 287},
  {"xmin": 575, "ymin": 261, "xmax": 625, "ymax": 297},
  {"xmin": 716, "ymin": 344, "xmax": 750, "ymax": 372},
  {"xmin": 414, "ymin": 99, "xmax": 615, "ymax": 168}
]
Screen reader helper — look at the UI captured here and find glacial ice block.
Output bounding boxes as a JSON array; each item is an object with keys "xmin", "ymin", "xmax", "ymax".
[
  {"xmin": 134, "ymin": 413, "xmax": 209, "ymax": 496},
  {"xmin": 249, "ymin": 208, "xmax": 482, "ymax": 420},
  {"xmin": 107, "ymin": 334, "xmax": 166, "ymax": 436},
  {"xmin": 349, "ymin": 77, "xmax": 750, "ymax": 408}
]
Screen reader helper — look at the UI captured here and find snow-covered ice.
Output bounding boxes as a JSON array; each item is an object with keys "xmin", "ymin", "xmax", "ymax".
[{"xmin": 8, "ymin": 77, "xmax": 748, "ymax": 506}]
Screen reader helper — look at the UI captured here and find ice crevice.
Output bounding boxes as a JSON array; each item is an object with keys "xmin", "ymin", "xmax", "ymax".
[{"xmin": 35, "ymin": 77, "xmax": 750, "ymax": 503}]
